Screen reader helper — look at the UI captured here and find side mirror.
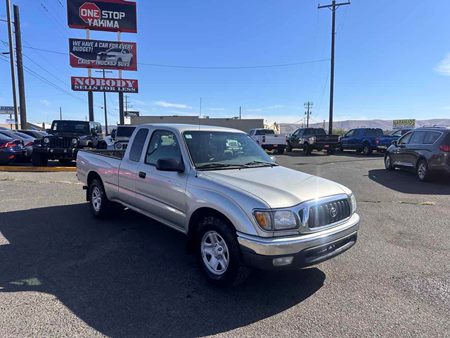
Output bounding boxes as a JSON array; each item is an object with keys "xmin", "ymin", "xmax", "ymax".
[{"xmin": 156, "ymin": 158, "xmax": 185, "ymax": 173}]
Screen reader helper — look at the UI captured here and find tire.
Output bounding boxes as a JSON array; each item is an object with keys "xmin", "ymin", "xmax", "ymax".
[
  {"xmin": 286, "ymin": 142, "xmax": 292, "ymax": 152},
  {"xmin": 89, "ymin": 179, "xmax": 112, "ymax": 218},
  {"xmin": 58, "ymin": 159, "xmax": 72, "ymax": 165},
  {"xmin": 417, "ymin": 159, "xmax": 431, "ymax": 182},
  {"xmin": 32, "ymin": 153, "xmax": 48, "ymax": 167},
  {"xmin": 327, "ymin": 149, "xmax": 335, "ymax": 155},
  {"xmin": 196, "ymin": 216, "xmax": 250, "ymax": 287},
  {"xmin": 276, "ymin": 146, "xmax": 285, "ymax": 155},
  {"xmin": 384, "ymin": 153, "xmax": 394, "ymax": 170},
  {"xmin": 303, "ymin": 143, "xmax": 312, "ymax": 156},
  {"xmin": 362, "ymin": 144, "xmax": 372, "ymax": 156}
]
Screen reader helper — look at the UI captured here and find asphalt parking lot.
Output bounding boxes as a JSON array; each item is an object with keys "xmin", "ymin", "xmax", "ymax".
[{"xmin": 1, "ymin": 151, "xmax": 449, "ymax": 337}]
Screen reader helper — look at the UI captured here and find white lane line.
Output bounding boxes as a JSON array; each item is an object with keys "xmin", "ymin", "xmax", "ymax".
[{"xmin": 0, "ymin": 231, "xmax": 10, "ymax": 246}]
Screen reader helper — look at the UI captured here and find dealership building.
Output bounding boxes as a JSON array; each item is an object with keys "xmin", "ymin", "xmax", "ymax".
[{"xmin": 127, "ymin": 115, "xmax": 264, "ymax": 133}]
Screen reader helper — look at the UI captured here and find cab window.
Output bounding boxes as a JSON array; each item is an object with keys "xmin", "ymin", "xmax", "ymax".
[
  {"xmin": 409, "ymin": 131, "xmax": 426, "ymax": 144},
  {"xmin": 146, "ymin": 130, "xmax": 181, "ymax": 165}
]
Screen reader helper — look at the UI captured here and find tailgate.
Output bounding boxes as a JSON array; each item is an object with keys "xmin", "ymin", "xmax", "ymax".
[
  {"xmin": 316, "ymin": 135, "xmax": 340, "ymax": 143},
  {"xmin": 263, "ymin": 135, "xmax": 286, "ymax": 145}
]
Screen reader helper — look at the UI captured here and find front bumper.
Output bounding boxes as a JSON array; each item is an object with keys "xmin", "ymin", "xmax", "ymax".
[
  {"xmin": 238, "ymin": 213, "xmax": 360, "ymax": 270},
  {"xmin": 33, "ymin": 147, "xmax": 78, "ymax": 159}
]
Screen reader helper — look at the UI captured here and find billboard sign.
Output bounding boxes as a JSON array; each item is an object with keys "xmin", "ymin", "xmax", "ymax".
[
  {"xmin": 71, "ymin": 76, "xmax": 138, "ymax": 93},
  {"xmin": 393, "ymin": 119, "xmax": 416, "ymax": 130},
  {"xmin": 0, "ymin": 106, "xmax": 14, "ymax": 115},
  {"xmin": 67, "ymin": 0, "xmax": 137, "ymax": 33},
  {"xmin": 69, "ymin": 38, "xmax": 137, "ymax": 71}
]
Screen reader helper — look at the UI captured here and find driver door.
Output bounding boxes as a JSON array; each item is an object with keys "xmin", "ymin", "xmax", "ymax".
[{"xmin": 134, "ymin": 129, "xmax": 189, "ymax": 230}]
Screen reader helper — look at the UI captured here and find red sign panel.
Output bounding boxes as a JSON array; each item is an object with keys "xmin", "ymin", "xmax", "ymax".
[
  {"xmin": 67, "ymin": 0, "xmax": 137, "ymax": 33},
  {"xmin": 69, "ymin": 38, "xmax": 137, "ymax": 71},
  {"xmin": 71, "ymin": 76, "xmax": 138, "ymax": 93}
]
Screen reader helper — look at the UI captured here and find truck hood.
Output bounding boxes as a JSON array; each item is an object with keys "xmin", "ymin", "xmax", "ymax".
[{"xmin": 201, "ymin": 166, "xmax": 350, "ymax": 208}]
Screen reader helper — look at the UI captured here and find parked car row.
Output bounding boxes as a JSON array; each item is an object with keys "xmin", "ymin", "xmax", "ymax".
[{"xmin": 0, "ymin": 129, "xmax": 48, "ymax": 164}]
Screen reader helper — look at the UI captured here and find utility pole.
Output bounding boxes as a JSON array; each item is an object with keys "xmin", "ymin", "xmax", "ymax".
[
  {"xmin": 118, "ymin": 93, "xmax": 124, "ymax": 125},
  {"xmin": 95, "ymin": 70, "xmax": 112, "ymax": 135},
  {"xmin": 59, "ymin": 107, "xmax": 62, "ymax": 120},
  {"xmin": 199, "ymin": 97, "xmax": 202, "ymax": 118},
  {"xmin": 304, "ymin": 101, "xmax": 313, "ymax": 128},
  {"xmin": 6, "ymin": 0, "xmax": 18, "ymax": 130},
  {"xmin": 13, "ymin": 4, "xmax": 26, "ymax": 130},
  {"xmin": 239, "ymin": 106, "xmax": 242, "ymax": 119},
  {"xmin": 319, "ymin": 0, "xmax": 350, "ymax": 134}
]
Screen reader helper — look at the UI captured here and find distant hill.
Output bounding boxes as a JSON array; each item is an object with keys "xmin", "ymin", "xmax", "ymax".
[{"xmin": 278, "ymin": 119, "xmax": 450, "ymax": 134}]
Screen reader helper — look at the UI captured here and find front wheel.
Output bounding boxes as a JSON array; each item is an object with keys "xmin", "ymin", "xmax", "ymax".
[
  {"xmin": 197, "ymin": 217, "xmax": 250, "ymax": 287},
  {"xmin": 89, "ymin": 179, "xmax": 112, "ymax": 217},
  {"xmin": 303, "ymin": 143, "xmax": 312, "ymax": 156},
  {"xmin": 32, "ymin": 153, "xmax": 48, "ymax": 166}
]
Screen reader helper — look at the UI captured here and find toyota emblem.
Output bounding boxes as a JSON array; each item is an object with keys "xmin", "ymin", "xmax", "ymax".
[{"xmin": 330, "ymin": 206, "xmax": 338, "ymax": 218}]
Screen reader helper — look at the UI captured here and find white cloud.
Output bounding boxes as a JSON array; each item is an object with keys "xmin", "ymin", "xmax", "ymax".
[
  {"xmin": 434, "ymin": 53, "xmax": 450, "ymax": 76},
  {"xmin": 154, "ymin": 101, "xmax": 191, "ymax": 109},
  {"xmin": 245, "ymin": 105, "xmax": 285, "ymax": 113},
  {"xmin": 40, "ymin": 99, "xmax": 51, "ymax": 106}
]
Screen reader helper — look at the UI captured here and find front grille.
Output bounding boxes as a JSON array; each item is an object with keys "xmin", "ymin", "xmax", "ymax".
[
  {"xmin": 49, "ymin": 137, "xmax": 73, "ymax": 148},
  {"xmin": 307, "ymin": 198, "xmax": 351, "ymax": 229}
]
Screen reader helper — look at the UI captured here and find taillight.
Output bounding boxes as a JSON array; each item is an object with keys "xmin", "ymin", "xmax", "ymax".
[
  {"xmin": 0, "ymin": 142, "xmax": 15, "ymax": 149},
  {"xmin": 376, "ymin": 138, "xmax": 380, "ymax": 144},
  {"xmin": 440, "ymin": 145, "xmax": 450, "ymax": 152},
  {"xmin": 262, "ymin": 136, "xmax": 266, "ymax": 143},
  {"xmin": 25, "ymin": 141, "xmax": 33, "ymax": 147}
]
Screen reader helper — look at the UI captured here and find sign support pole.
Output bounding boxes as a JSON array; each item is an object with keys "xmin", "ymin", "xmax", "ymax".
[
  {"xmin": 117, "ymin": 32, "xmax": 125, "ymax": 125},
  {"xmin": 6, "ymin": 0, "xmax": 19, "ymax": 130},
  {"xmin": 86, "ymin": 29, "xmax": 94, "ymax": 122}
]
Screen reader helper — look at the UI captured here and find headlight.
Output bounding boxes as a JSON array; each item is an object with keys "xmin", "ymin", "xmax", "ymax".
[
  {"xmin": 308, "ymin": 136, "xmax": 316, "ymax": 143},
  {"xmin": 114, "ymin": 142, "xmax": 123, "ymax": 150},
  {"xmin": 72, "ymin": 138, "xmax": 78, "ymax": 146},
  {"xmin": 350, "ymin": 194, "xmax": 357, "ymax": 214},
  {"xmin": 254, "ymin": 210, "xmax": 298, "ymax": 231},
  {"xmin": 43, "ymin": 137, "xmax": 50, "ymax": 144}
]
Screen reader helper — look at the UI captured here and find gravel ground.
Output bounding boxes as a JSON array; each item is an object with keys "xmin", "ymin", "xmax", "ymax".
[{"xmin": 0, "ymin": 151, "xmax": 449, "ymax": 337}]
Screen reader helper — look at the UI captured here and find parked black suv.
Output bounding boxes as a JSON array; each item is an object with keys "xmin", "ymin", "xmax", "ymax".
[
  {"xmin": 32, "ymin": 120, "xmax": 104, "ymax": 166},
  {"xmin": 384, "ymin": 126, "xmax": 450, "ymax": 181},
  {"xmin": 287, "ymin": 128, "xmax": 340, "ymax": 155}
]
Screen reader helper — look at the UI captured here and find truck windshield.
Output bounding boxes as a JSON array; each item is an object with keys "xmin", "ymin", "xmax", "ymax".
[
  {"xmin": 51, "ymin": 121, "xmax": 90, "ymax": 134},
  {"xmin": 183, "ymin": 131, "xmax": 276, "ymax": 170},
  {"xmin": 117, "ymin": 127, "xmax": 136, "ymax": 138}
]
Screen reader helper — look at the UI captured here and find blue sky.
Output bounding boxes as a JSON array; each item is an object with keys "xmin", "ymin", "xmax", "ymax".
[{"xmin": 1, "ymin": 0, "xmax": 450, "ymax": 125}]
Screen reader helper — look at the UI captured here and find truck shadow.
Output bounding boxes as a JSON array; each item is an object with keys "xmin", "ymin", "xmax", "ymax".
[
  {"xmin": 368, "ymin": 169, "xmax": 450, "ymax": 195},
  {"xmin": 0, "ymin": 204, "xmax": 325, "ymax": 337}
]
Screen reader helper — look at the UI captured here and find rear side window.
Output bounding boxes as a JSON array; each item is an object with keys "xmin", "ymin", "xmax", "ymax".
[
  {"xmin": 129, "ymin": 129, "xmax": 149, "ymax": 162},
  {"xmin": 365, "ymin": 129, "xmax": 384, "ymax": 137},
  {"xmin": 441, "ymin": 133, "xmax": 450, "ymax": 146},
  {"xmin": 423, "ymin": 132, "xmax": 442, "ymax": 145}
]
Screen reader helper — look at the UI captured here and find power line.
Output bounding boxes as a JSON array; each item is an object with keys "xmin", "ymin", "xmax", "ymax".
[{"xmin": 1, "ymin": 41, "xmax": 330, "ymax": 69}]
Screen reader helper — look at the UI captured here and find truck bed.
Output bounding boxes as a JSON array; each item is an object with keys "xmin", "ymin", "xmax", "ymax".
[{"xmin": 82, "ymin": 149, "xmax": 125, "ymax": 160}]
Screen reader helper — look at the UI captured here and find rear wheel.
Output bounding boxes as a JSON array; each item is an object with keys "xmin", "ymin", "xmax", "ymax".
[
  {"xmin": 286, "ymin": 142, "xmax": 292, "ymax": 152},
  {"xmin": 32, "ymin": 153, "xmax": 48, "ymax": 166},
  {"xmin": 276, "ymin": 146, "xmax": 285, "ymax": 154},
  {"xmin": 327, "ymin": 149, "xmax": 335, "ymax": 155},
  {"xmin": 417, "ymin": 159, "xmax": 431, "ymax": 182},
  {"xmin": 385, "ymin": 153, "xmax": 394, "ymax": 170},
  {"xmin": 196, "ymin": 216, "xmax": 250, "ymax": 287},
  {"xmin": 89, "ymin": 179, "xmax": 112, "ymax": 218},
  {"xmin": 362, "ymin": 144, "xmax": 372, "ymax": 156}
]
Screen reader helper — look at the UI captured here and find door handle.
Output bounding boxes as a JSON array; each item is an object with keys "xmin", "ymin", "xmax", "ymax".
[{"xmin": 138, "ymin": 171, "xmax": 146, "ymax": 179}]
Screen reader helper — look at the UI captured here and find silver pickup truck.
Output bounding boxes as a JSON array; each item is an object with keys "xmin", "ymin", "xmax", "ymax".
[{"xmin": 77, "ymin": 124, "xmax": 360, "ymax": 286}]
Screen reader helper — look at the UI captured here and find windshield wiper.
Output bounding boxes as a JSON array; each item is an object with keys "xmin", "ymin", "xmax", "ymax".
[
  {"xmin": 196, "ymin": 163, "xmax": 245, "ymax": 170},
  {"xmin": 243, "ymin": 160, "xmax": 277, "ymax": 167}
]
